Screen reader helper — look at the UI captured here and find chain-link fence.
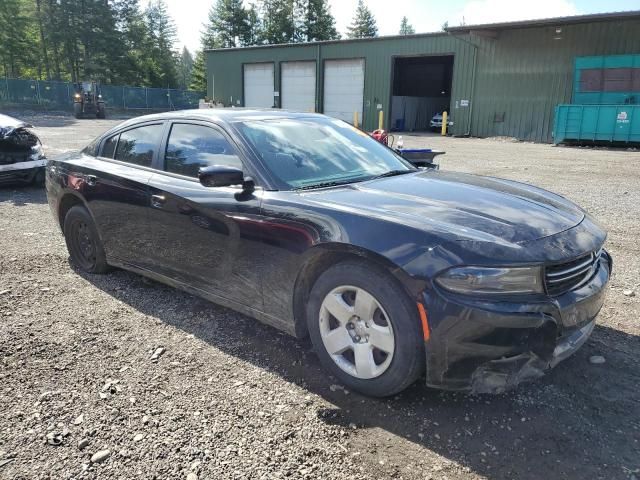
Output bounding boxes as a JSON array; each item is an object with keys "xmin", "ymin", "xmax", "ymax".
[{"xmin": 0, "ymin": 78, "xmax": 204, "ymax": 111}]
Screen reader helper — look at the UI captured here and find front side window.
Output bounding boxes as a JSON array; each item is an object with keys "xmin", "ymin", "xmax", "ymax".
[
  {"xmin": 236, "ymin": 117, "xmax": 414, "ymax": 190},
  {"xmin": 114, "ymin": 124, "xmax": 163, "ymax": 167},
  {"xmin": 165, "ymin": 123, "xmax": 242, "ymax": 177}
]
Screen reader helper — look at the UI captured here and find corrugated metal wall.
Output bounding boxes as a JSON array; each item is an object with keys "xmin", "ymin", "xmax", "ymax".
[
  {"xmin": 470, "ymin": 19, "xmax": 640, "ymax": 142},
  {"xmin": 206, "ymin": 16, "xmax": 640, "ymax": 142}
]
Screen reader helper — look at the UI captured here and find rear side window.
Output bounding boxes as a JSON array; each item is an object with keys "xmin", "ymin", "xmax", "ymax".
[
  {"xmin": 101, "ymin": 134, "xmax": 118, "ymax": 158},
  {"xmin": 114, "ymin": 124, "xmax": 163, "ymax": 167},
  {"xmin": 165, "ymin": 123, "xmax": 242, "ymax": 177}
]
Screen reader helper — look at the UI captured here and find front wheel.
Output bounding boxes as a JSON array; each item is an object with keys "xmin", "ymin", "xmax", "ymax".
[
  {"xmin": 63, "ymin": 205, "xmax": 109, "ymax": 273},
  {"xmin": 307, "ymin": 261, "xmax": 424, "ymax": 397}
]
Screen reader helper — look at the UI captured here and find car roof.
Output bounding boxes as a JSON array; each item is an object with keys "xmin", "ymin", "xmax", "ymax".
[{"xmin": 115, "ymin": 109, "xmax": 326, "ymax": 130}]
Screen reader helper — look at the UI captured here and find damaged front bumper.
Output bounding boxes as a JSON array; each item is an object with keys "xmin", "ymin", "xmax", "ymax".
[
  {"xmin": 424, "ymin": 250, "xmax": 611, "ymax": 394},
  {"xmin": 0, "ymin": 115, "xmax": 46, "ymax": 186}
]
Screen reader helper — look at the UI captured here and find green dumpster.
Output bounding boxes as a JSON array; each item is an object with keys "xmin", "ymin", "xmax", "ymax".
[{"xmin": 553, "ymin": 104, "xmax": 640, "ymax": 144}]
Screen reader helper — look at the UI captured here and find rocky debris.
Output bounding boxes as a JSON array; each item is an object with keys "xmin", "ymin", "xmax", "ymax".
[
  {"xmin": 150, "ymin": 347, "xmax": 165, "ymax": 361},
  {"xmin": 100, "ymin": 380, "xmax": 121, "ymax": 399},
  {"xmin": 90, "ymin": 450, "xmax": 111, "ymax": 464},
  {"xmin": 589, "ymin": 355, "xmax": 606, "ymax": 365},
  {"xmin": 1, "ymin": 130, "xmax": 639, "ymax": 480},
  {"xmin": 45, "ymin": 432, "xmax": 63, "ymax": 446},
  {"xmin": 133, "ymin": 433, "xmax": 144, "ymax": 442},
  {"xmin": 72, "ymin": 414, "xmax": 84, "ymax": 425},
  {"xmin": 186, "ymin": 473, "xmax": 198, "ymax": 480},
  {"xmin": 622, "ymin": 289, "xmax": 635, "ymax": 297}
]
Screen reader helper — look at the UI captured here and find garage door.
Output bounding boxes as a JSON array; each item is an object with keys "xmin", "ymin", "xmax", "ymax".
[
  {"xmin": 323, "ymin": 59, "xmax": 365, "ymax": 123},
  {"xmin": 281, "ymin": 61, "xmax": 316, "ymax": 112},
  {"xmin": 244, "ymin": 63, "xmax": 274, "ymax": 108}
]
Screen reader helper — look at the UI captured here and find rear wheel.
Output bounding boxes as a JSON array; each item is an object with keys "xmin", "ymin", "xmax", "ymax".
[
  {"xmin": 63, "ymin": 205, "xmax": 109, "ymax": 273},
  {"xmin": 32, "ymin": 168, "xmax": 45, "ymax": 186},
  {"xmin": 73, "ymin": 103, "xmax": 83, "ymax": 119},
  {"xmin": 96, "ymin": 104, "xmax": 106, "ymax": 119},
  {"xmin": 307, "ymin": 261, "xmax": 424, "ymax": 397}
]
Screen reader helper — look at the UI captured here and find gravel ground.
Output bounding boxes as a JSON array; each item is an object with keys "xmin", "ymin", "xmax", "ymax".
[{"xmin": 0, "ymin": 112, "xmax": 639, "ymax": 480}]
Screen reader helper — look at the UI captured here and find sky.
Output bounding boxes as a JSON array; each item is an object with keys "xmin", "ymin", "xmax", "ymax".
[{"xmin": 153, "ymin": 0, "xmax": 640, "ymax": 53}]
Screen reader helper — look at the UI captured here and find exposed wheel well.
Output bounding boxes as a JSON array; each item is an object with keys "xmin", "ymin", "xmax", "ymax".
[
  {"xmin": 58, "ymin": 194, "xmax": 84, "ymax": 233},
  {"xmin": 292, "ymin": 247, "xmax": 421, "ymax": 338}
]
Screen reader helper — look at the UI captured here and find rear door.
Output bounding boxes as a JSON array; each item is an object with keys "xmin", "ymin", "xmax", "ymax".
[
  {"xmin": 145, "ymin": 121, "xmax": 265, "ymax": 307},
  {"xmin": 69, "ymin": 122, "xmax": 164, "ymax": 270}
]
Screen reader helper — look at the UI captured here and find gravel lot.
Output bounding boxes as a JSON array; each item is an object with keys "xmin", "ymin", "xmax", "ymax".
[{"xmin": 1, "ymin": 112, "xmax": 639, "ymax": 480}]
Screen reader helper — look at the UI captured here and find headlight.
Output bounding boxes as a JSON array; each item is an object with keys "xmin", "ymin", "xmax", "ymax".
[{"xmin": 436, "ymin": 266, "xmax": 544, "ymax": 295}]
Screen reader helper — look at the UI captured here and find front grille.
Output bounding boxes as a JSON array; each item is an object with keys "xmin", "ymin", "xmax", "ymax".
[{"xmin": 545, "ymin": 249, "xmax": 602, "ymax": 296}]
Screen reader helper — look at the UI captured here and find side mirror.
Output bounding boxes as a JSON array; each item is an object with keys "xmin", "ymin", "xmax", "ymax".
[
  {"xmin": 199, "ymin": 165, "xmax": 253, "ymax": 191},
  {"xmin": 199, "ymin": 165, "xmax": 244, "ymax": 188}
]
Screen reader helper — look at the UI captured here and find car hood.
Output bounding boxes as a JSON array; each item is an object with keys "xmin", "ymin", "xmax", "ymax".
[
  {"xmin": 300, "ymin": 170, "xmax": 585, "ymax": 245},
  {"xmin": 0, "ymin": 114, "xmax": 32, "ymax": 138}
]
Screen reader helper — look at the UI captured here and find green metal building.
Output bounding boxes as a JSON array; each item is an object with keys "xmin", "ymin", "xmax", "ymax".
[{"xmin": 206, "ymin": 11, "xmax": 640, "ymax": 143}]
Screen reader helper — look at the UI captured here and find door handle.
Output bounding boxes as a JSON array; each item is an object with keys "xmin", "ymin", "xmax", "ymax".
[
  {"xmin": 85, "ymin": 175, "xmax": 97, "ymax": 187},
  {"xmin": 151, "ymin": 194, "xmax": 166, "ymax": 208}
]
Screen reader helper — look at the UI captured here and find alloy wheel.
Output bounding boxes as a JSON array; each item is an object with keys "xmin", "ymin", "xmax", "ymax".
[{"xmin": 319, "ymin": 285, "xmax": 395, "ymax": 380}]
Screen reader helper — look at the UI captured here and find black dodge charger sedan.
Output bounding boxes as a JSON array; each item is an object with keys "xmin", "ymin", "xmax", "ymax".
[{"xmin": 46, "ymin": 110, "xmax": 611, "ymax": 397}]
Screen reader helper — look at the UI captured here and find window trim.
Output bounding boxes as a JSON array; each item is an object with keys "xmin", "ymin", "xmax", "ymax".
[{"xmin": 100, "ymin": 132, "xmax": 119, "ymax": 159}]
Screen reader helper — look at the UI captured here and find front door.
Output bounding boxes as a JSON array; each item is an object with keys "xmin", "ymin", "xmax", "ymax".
[{"xmin": 146, "ymin": 121, "xmax": 265, "ymax": 308}]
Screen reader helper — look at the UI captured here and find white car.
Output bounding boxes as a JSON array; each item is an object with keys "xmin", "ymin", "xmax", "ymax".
[
  {"xmin": 0, "ymin": 114, "xmax": 46, "ymax": 186},
  {"xmin": 430, "ymin": 113, "xmax": 454, "ymax": 132}
]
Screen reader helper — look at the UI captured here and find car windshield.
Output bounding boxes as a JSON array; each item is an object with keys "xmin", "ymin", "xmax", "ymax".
[{"xmin": 236, "ymin": 117, "xmax": 415, "ymax": 190}]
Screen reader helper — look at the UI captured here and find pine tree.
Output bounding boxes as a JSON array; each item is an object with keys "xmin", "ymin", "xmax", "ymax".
[
  {"xmin": 111, "ymin": 0, "xmax": 150, "ymax": 85},
  {"xmin": 190, "ymin": 50, "xmax": 207, "ymax": 92},
  {"xmin": 399, "ymin": 16, "xmax": 415, "ymax": 35},
  {"xmin": 177, "ymin": 47, "xmax": 194, "ymax": 90},
  {"xmin": 190, "ymin": 2, "xmax": 221, "ymax": 93},
  {"xmin": 0, "ymin": 0, "xmax": 35, "ymax": 78},
  {"xmin": 261, "ymin": 0, "xmax": 297, "ymax": 44},
  {"xmin": 301, "ymin": 0, "xmax": 339, "ymax": 41},
  {"xmin": 244, "ymin": 3, "xmax": 263, "ymax": 45},
  {"xmin": 347, "ymin": 0, "xmax": 378, "ymax": 39},
  {"xmin": 210, "ymin": 0, "xmax": 250, "ymax": 48},
  {"xmin": 144, "ymin": 0, "xmax": 179, "ymax": 87}
]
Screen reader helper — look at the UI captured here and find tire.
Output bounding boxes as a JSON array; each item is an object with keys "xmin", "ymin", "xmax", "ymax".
[
  {"xmin": 96, "ymin": 104, "xmax": 106, "ymax": 119},
  {"xmin": 63, "ymin": 205, "xmax": 109, "ymax": 274},
  {"xmin": 307, "ymin": 261, "xmax": 424, "ymax": 397},
  {"xmin": 74, "ymin": 103, "xmax": 83, "ymax": 119},
  {"xmin": 32, "ymin": 168, "xmax": 45, "ymax": 186}
]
